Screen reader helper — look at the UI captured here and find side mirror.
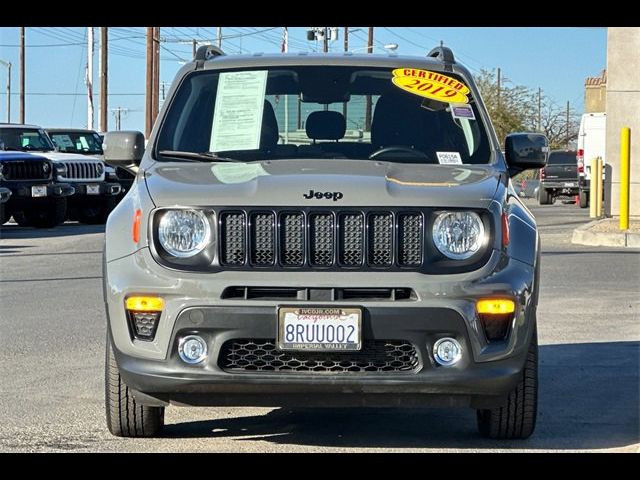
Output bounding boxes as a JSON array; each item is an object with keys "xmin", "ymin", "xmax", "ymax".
[
  {"xmin": 103, "ymin": 131, "xmax": 145, "ymax": 174},
  {"xmin": 504, "ymin": 133, "xmax": 549, "ymax": 177}
]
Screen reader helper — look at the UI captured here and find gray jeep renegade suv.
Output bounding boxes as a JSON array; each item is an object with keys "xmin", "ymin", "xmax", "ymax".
[{"xmin": 102, "ymin": 45, "xmax": 548, "ymax": 439}]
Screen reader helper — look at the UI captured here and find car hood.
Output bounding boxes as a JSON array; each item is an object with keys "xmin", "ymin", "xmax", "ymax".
[
  {"xmin": 38, "ymin": 151, "xmax": 103, "ymax": 163},
  {"xmin": 0, "ymin": 151, "xmax": 50, "ymax": 162},
  {"xmin": 144, "ymin": 159, "xmax": 502, "ymax": 208}
]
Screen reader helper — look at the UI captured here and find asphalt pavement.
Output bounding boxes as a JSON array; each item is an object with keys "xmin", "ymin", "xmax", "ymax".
[{"xmin": 0, "ymin": 199, "xmax": 638, "ymax": 452}]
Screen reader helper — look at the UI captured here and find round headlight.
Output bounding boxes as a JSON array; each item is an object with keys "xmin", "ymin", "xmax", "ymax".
[
  {"xmin": 432, "ymin": 211, "xmax": 486, "ymax": 260},
  {"xmin": 158, "ymin": 209, "xmax": 211, "ymax": 258},
  {"xmin": 42, "ymin": 162, "xmax": 50, "ymax": 174},
  {"xmin": 96, "ymin": 162, "xmax": 104, "ymax": 175}
]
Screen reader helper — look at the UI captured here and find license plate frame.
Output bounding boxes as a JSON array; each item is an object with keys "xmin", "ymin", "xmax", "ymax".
[
  {"xmin": 564, "ymin": 182, "xmax": 576, "ymax": 187},
  {"xmin": 86, "ymin": 184, "xmax": 100, "ymax": 195},
  {"xmin": 31, "ymin": 185, "xmax": 47, "ymax": 197},
  {"xmin": 277, "ymin": 306, "xmax": 362, "ymax": 351}
]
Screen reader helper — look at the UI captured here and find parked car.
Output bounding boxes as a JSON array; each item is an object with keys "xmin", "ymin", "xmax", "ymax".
[
  {"xmin": 46, "ymin": 127, "xmax": 135, "ymax": 198},
  {"xmin": 0, "ymin": 124, "xmax": 121, "ymax": 224},
  {"xmin": 102, "ymin": 45, "xmax": 547, "ymax": 439},
  {"xmin": 577, "ymin": 112, "xmax": 606, "ymax": 208},
  {"xmin": 537, "ymin": 150, "xmax": 578, "ymax": 205},
  {"xmin": 0, "ymin": 151, "xmax": 74, "ymax": 227}
]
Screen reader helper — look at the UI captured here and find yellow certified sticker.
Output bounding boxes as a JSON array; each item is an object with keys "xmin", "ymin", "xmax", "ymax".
[{"xmin": 391, "ymin": 68, "xmax": 470, "ymax": 104}]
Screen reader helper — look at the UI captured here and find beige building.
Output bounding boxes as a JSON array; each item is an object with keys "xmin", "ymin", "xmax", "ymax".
[
  {"xmin": 585, "ymin": 70, "xmax": 606, "ymax": 113},
  {"xmin": 605, "ymin": 28, "xmax": 640, "ymax": 218}
]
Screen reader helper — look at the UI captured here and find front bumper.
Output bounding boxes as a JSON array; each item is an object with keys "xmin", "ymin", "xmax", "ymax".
[
  {"xmin": 4, "ymin": 182, "xmax": 75, "ymax": 198},
  {"xmin": 105, "ymin": 247, "xmax": 538, "ymax": 408},
  {"xmin": 67, "ymin": 181, "xmax": 121, "ymax": 197}
]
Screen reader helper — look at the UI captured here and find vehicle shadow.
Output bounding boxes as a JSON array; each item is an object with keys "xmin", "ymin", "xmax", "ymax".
[
  {"xmin": 0, "ymin": 223, "xmax": 105, "ymax": 239},
  {"xmin": 163, "ymin": 341, "xmax": 639, "ymax": 450}
]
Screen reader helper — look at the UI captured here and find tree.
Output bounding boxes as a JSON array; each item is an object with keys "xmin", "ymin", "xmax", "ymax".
[
  {"xmin": 475, "ymin": 69, "xmax": 581, "ymax": 150},
  {"xmin": 474, "ymin": 69, "xmax": 536, "ymax": 145}
]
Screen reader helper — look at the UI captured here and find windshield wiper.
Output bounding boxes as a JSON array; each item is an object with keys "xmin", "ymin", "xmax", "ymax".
[{"xmin": 158, "ymin": 150, "xmax": 241, "ymax": 163}]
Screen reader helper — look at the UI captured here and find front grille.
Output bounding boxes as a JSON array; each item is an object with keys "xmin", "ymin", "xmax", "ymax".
[
  {"xmin": 2, "ymin": 159, "xmax": 51, "ymax": 181},
  {"xmin": 218, "ymin": 209, "xmax": 425, "ymax": 270},
  {"xmin": 220, "ymin": 339, "xmax": 420, "ymax": 373},
  {"xmin": 61, "ymin": 161, "xmax": 101, "ymax": 179}
]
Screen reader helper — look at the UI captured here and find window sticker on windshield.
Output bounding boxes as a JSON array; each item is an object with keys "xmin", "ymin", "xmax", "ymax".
[
  {"xmin": 53, "ymin": 134, "xmax": 74, "ymax": 149},
  {"xmin": 79, "ymin": 136, "xmax": 90, "ymax": 149},
  {"xmin": 450, "ymin": 104, "xmax": 475, "ymax": 120},
  {"xmin": 210, "ymin": 70, "xmax": 268, "ymax": 153},
  {"xmin": 392, "ymin": 68, "xmax": 470, "ymax": 104},
  {"xmin": 436, "ymin": 152, "xmax": 463, "ymax": 165}
]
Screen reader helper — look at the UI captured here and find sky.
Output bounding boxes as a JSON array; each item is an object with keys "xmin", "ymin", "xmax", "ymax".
[{"xmin": 0, "ymin": 27, "xmax": 607, "ymax": 132}]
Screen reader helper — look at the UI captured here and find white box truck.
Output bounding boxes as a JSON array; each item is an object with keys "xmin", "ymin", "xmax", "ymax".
[{"xmin": 576, "ymin": 112, "xmax": 606, "ymax": 208}]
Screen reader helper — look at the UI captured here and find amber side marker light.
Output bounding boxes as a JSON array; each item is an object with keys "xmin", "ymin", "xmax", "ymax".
[
  {"xmin": 126, "ymin": 296, "xmax": 164, "ymax": 312},
  {"xmin": 477, "ymin": 299, "xmax": 515, "ymax": 315},
  {"xmin": 132, "ymin": 208, "xmax": 142, "ymax": 243},
  {"xmin": 477, "ymin": 298, "xmax": 515, "ymax": 342}
]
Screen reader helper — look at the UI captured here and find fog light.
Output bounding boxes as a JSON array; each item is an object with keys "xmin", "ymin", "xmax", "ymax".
[
  {"xmin": 178, "ymin": 335, "xmax": 208, "ymax": 364},
  {"xmin": 433, "ymin": 337, "xmax": 462, "ymax": 366}
]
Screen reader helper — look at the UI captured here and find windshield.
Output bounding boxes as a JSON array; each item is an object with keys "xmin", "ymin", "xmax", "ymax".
[
  {"xmin": 48, "ymin": 131, "xmax": 103, "ymax": 155},
  {"xmin": 0, "ymin": 127, "xmax": 55, "ymax": 152},
  {"xmin": 156, "ymin": 66, "xmax": 491, "ymax": 165},
  {"xmin": 547, "ymin": 151, "xmax": 577, "ymax": 165}
]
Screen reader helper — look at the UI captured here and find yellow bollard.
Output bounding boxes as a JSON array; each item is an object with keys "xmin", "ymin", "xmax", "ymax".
[
  {"xmin": 620, "ymin": 127, "xmax": 631, "ymax": 230},
  {"xmin": 589, "ymin": 157, "xmax": 598, "ymax": 218},
  {"xmin": 596, "ymin": 157, "xmax": 603, "ymax": 218}
]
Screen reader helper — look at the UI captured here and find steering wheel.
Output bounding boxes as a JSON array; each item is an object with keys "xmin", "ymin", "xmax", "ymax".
[{"xmin": 368, "ymin": 146, "xmax": 429, "ymax": 160}]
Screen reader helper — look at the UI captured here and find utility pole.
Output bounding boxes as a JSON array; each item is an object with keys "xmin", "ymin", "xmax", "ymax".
[
  {"xmin": 0, "ymin": 60, "xmax": 10, "ymax": 123},
  {"xmin": 99, "ymin": 27, "xmax": 108, "ymax": 132},
  {"xmin": 145, "ymin": 27, "xmax": 153, "ymax": 138},
  {"xmin": 323, "ymin": 27, "xmax": 329, "ymax": 53},
  {"xmin": 111, "ymin": 107, "xmax": 127, "ymax": 131},
  {"xmin": 497, "ymin": 67, "xmax": 501, "ymax": 111},
  {"xmin": 152, "ymin": 27, "xmax": 160, "ymax": 124},
  {"xmin": 192, "ymin": 39, "xmax": 197, "ymax": 58},
  {"xmin": 217, "ymin": 27, "xmax": 222, "ymax": 48},
  {"xmin": 343, "ymin": 27, "xmax": 349, "ymax": 120},
  {"xmin": 19, "ymin": 27, "xmax": 25, "ymax": 124},
  {"xmin": 566, "ymin": 101, "xmax": 570, "ymax": 149},
  {"xmin": 364, "ymin": 27, "xmax": 374, "ymax": 131},
  {"xmin": 537, "ymin": 87, "xmax": 542, "ymax": 132},
  {"xmin": 87, "ymin": 27, "xmax": 94, "ymax": 130}
]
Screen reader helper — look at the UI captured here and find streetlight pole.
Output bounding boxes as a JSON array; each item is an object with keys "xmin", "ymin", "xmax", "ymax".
[{"xmin": 0, "ymin": 60, "xmax": 10, "ymax": 123}]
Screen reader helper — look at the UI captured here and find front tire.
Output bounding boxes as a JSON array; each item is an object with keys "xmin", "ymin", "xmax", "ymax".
[
  {"xmin": 77, "ymin": 196, "xmax": 118, "ymax": 225},
  {"xmin": 0, "ymin": 203, "xmax": 10, "ymax": 225},
  {"xmin": 476, "ymin": 328, "xmax": 538, "ymax": 439},
  {"xmin": 537, "ymin": 188, "xmax": 553, "ymax": 205},
  {"xmin": 14, "ymin": 198, "xmax": 67, "ymax": 228},
  {"xmin": 105, "ymin": 336, "xmax": 165, "ymax": 437}
]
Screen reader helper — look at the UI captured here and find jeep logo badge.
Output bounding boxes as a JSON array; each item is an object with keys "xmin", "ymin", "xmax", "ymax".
[{"xmin": 303, "ymin": 189, "xmax": 344, "ymax": 201}]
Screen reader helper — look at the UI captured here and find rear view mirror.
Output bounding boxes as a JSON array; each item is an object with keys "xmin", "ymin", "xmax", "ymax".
[
  {"xmin": 103, "ymin": 131, "xmax": 145, "ymax": 174},
  {"xmin": 504, "ymin": 133, "xmax": 549, "ymax": 177}
]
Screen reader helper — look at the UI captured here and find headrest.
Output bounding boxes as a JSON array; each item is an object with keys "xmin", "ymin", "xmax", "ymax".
[
  {"xmin": 305, "ymin": 111, "xmax": 346, "ymax": 141},
  {"xmin": 260, "ymin": 100, "xmax": 279, "ymax": 150}
]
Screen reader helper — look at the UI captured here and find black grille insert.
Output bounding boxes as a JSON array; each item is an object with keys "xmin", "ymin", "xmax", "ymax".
[
  {"xmin": 220, "ymin": 339, "xmax": 420, "ymax": 373},
  {"xmin": 217, "ymin": 208, "xmax": 427, "ymax": 270},
  {"xmin": 2, "ymin": 160, "xmax": 51, "ymax": 181}
]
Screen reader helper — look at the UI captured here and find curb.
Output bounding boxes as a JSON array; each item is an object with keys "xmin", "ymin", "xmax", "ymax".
[{"xmin": 572, "ymin": 220, "xmax": 640, "ymax": 247}]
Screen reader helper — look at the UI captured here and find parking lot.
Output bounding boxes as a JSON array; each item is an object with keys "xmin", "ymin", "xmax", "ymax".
[{"xmin": 0, "ymin": 199, "xmax": 638, "ymax": 452}]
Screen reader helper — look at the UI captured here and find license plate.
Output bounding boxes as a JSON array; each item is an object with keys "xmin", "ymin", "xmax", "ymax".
[
  {"xmin": 278, "ymin": 307, "xmax": 362, "ymax": 351},
  {"xmin": 31, "ymin": 186, "xmax": 47, "ymax": 197},
  {"xmin": 564, "ymin": 182, "xmax": 576, "ymax": 187},
  {"xmin": 86, "ymin": 184, "xmax": 100, "ymax": 195}
]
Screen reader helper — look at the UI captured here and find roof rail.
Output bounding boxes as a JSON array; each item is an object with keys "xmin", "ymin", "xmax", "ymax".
[{"xmin": 427, "ymin": 46, "xmax": 455, "ymax": 65}]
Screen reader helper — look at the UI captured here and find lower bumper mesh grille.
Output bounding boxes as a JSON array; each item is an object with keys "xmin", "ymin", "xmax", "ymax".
[{"xmin": 219, "ymin": 339, "xmax": 420, "ymax": 373}]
